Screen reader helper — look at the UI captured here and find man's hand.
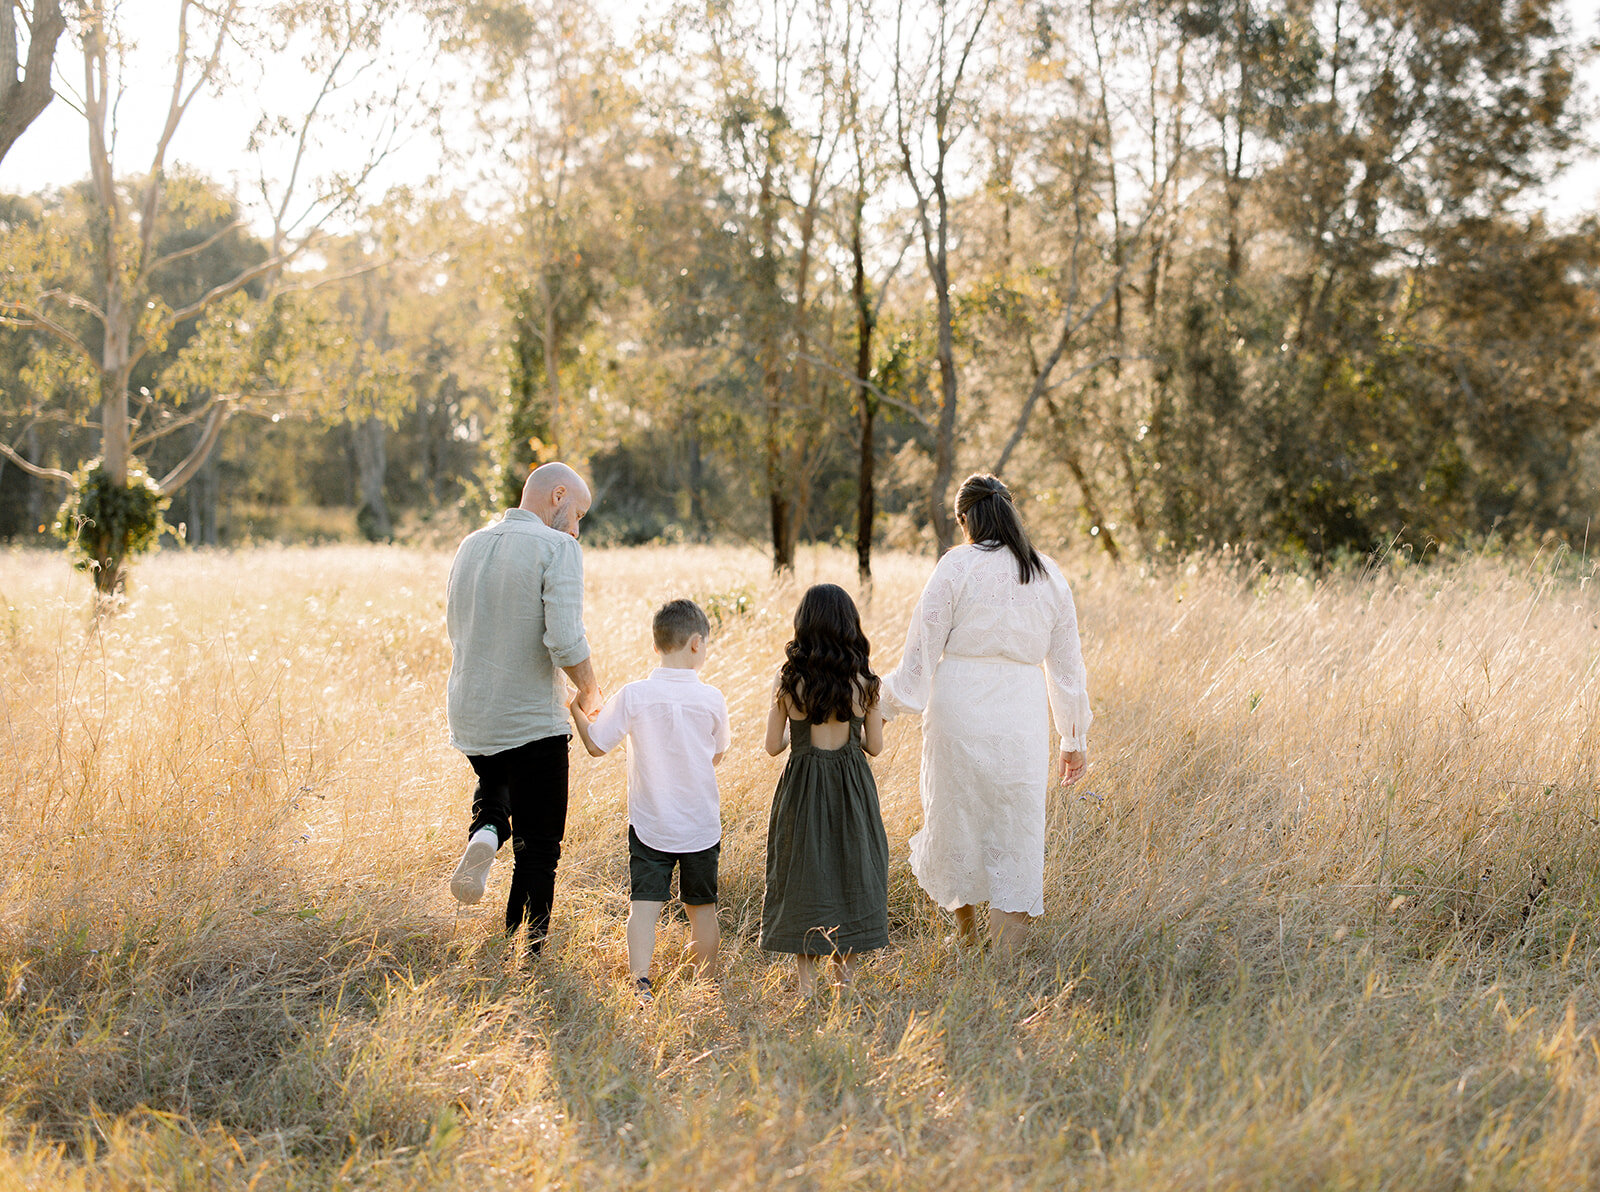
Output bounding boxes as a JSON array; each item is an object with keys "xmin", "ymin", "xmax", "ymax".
[
  {"xmin": 1058, "ymin": 749, "xmax": 1088, "ymax": 787},
  {"xmin": 574, "ymin": 685, "xmax": 603, "ymax": 722}
]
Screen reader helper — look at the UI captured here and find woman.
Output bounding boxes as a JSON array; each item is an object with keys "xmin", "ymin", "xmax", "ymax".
[{"xmin": 882, "ymin": 473, "xmax": 1091, "ymax": 954}]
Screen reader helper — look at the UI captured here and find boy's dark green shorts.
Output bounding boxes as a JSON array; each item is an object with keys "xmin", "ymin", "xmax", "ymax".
[{"xmin": 628, "ymin": 826, "xmax": 719, "ymax": 904}]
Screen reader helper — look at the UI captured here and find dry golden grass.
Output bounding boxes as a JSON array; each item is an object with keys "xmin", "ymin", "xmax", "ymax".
[{"xmin": 3, "ymin": 540, "xmax": 1600, "ymax": 1190}]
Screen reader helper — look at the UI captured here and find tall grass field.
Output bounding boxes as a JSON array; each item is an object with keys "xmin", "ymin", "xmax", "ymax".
[{"xmin": 3, "ymin": 542, "xmax": 1599, "ymax": 1189}]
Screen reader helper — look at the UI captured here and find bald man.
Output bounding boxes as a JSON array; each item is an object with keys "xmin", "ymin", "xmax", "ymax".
[{"xmin": 445, "ymin": 461, "xmax": 603, "ymax": 955}]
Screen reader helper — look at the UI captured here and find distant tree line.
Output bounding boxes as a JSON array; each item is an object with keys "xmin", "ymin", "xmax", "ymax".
[{"xmin": 2, "ymin": 0, "xmax": 1597, "ymax": 593}]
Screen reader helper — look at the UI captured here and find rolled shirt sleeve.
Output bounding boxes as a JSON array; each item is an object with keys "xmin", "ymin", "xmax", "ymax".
[{"xmin": 541, "ymin": 537, "xmax": 591, "ymax": 669}]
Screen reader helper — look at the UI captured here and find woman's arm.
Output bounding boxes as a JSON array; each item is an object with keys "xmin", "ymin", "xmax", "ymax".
[
  {"xmin": 764, "ymin": 676, "xmax": 791, "ymax": 756},
  {"xmin": 1043, "ymin": 570, "xmax": 1092, "ymax": 754},
  {"xmin": 881, "ymin": 553, "xmax": 961, "ymax": 719}
]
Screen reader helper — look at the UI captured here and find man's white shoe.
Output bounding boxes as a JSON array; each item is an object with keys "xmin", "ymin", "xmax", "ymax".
[{"xmin": 450, "ymin": 828, "xmax": 499, "ymax": 905}]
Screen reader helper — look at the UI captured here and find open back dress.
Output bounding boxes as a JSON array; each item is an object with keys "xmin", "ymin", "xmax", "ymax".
[{"xmin": 760, "ymin": 715, "xmax": 890, "ymax": 955}]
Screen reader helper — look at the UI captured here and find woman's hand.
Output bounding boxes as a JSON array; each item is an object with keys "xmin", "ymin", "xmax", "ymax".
[{"xmin": 1058, "ymin": 749, "xmax": 1087, "ymax": 787}]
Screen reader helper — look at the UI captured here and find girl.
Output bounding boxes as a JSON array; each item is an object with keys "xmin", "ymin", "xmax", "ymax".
[{"xmin": 761, "ymin": 583, "xmax": 890, "ymax": 995}]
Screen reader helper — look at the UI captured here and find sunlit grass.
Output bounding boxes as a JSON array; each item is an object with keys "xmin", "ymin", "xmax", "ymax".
[{"xmin": 3, "ymin": 541, "xmax": 1600, "ymax": 1189}]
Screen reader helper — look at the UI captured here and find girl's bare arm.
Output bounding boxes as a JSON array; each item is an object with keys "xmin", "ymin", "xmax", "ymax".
[
  {"xmin": 764, "ymin": 678, "xmax": 791, "ymax": 756},
  {"xmin": 861, "ymin": 703, "xmax": 885, "ymax": 756}
]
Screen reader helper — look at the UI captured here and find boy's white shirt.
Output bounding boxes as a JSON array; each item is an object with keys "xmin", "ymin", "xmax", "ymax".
[{"xmin": 586, "ymin": 667, "xmax": 731, "ymax": 853}]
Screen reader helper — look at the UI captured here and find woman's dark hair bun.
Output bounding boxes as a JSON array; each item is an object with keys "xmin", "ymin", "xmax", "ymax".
[{"xmin": 955, "ymin": 472, "xmax": 1045, "ymax": 584}]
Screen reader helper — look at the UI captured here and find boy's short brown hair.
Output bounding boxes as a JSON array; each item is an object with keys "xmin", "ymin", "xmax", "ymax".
[{"xmin": 653, "ymin": 598, "xmax": 711, "ymax": 652}]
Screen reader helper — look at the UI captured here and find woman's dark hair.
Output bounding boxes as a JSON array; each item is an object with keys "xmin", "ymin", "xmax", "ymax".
[
  {"xmin": 956, "ymin": 473, "xmax": 1045, "ymax": 584},
  {"xmin": 778, "ymin": 583, "xmax": 880, "ymax": 724}
]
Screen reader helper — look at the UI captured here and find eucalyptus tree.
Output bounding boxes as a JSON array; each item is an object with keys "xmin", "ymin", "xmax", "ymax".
[
  {"xmin": 0, "ymin": 0, "xmax": 427, "ymax": 598},
  {"xmin": 1151, "ymin": 0, "xmax": 1595, "ymax": 554},
  {"xmin": 438, "ymin": 0, "xmax": 635, "ymax": 505},
  {"xmin": 675, "ymin": 0, "xmax": 868, "ymax": 571},
  {"xmin": 892, "ymin": 0, "xmax": 993, "ymax": 552}
]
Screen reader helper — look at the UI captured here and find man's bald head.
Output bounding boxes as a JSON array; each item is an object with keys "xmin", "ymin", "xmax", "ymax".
[{"xmin": 519, "ymin": 461, "xmax": 592, "ymax": 538}]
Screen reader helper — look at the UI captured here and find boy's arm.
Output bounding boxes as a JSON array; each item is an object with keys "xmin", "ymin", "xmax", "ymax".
[
  {"xmin": 712, "ymin": 692, "xmax": 731, "ymax": 767},
  {"xmin": 569, "ymin": 696, "xmax": 606, "ymax": 757}
]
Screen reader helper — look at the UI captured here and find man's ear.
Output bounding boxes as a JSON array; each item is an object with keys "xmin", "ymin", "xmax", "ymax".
[{"xmin": 549, "ymin": 483, "xmax": 567, "ymax": 506}]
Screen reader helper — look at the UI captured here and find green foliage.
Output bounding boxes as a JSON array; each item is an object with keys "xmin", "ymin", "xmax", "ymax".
[{"xmin": 53, "ymin": 459, "xmax": 170, "ymax": 594}]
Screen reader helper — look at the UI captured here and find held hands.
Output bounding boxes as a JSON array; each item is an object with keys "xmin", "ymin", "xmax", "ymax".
[
  {"xmin": 1058, "ymin": 748, "xmax": 1088, "ymax": 787},
  {"xmin": 571, "ymin": 685, "xmax": 603, "ymax": 722}
]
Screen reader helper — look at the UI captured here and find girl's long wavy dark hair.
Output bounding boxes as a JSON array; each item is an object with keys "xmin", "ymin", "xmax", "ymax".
[
  {"xmin": 778, "ymin": 583, "xmax": 880, "ymax": 724},
  {"xmin": 957, "ymin": 473, "xmax": 1045, "ymax": 584}
]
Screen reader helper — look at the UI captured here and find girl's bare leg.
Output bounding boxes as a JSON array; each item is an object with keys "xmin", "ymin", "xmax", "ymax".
[
  {"xmin": 988, "ymin": 909, "xmax": 1029, "ymax": 957},
  {"xmin": 626, "ymin": 901, "xmax": 664, "ymax": 980},
  {"xmin": 683, "ymin": 903, "xmax": 720, "ymax": 978},
  {"xmin": 797, "ymin": 953, "xmax": 821, "ymax": 997},
  {"xmin": 952, "ymin": 904, "xmax": 981, "ymax": 944}
]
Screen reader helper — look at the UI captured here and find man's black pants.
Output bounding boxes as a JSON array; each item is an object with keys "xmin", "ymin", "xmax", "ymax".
[{"xmin": 466, "ymin": 735, "xmax": 570, "ymax": 951}]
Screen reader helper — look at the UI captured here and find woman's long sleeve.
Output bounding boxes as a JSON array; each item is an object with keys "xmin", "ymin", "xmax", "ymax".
[
  {"xmin": 1044, "ymin": 578, "xmax": 1092, "ymax": 751},
  {"xmin": 882, "ymin": 554, "xmax": 959, "ymax": 719}
]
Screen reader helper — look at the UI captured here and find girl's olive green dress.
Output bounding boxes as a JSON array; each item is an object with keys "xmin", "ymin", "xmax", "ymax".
[{"xmin": 761, "ymin": 716, "xmax": 890, "ymax": 955}]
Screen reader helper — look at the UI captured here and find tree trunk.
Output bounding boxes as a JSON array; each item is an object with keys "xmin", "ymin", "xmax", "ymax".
[
  {"xmin": 538, "ymin": 271, "xmax": 562, "ymax": 455},
  {"xmin": 757, "ymin": 152, "xmax": 794, "ymax": 573},
  {"xmin": 688, "ymin": 414, "xmax": 706, "ymax": 538},
  {"xmin": 351, "ymin": 418, "xmax": 392, "ymax": 541},
  {"xmin": 186, "ymin": 440, "xmax": 219, "ymax": 546},
  {"xmin": 930, "ymin": 276, "xmax": 958, "ymax": 551},
  {"xmin": 926, "ymin": 120, "xmax": 958, "ymax": 551},
  {"xmin": 1044, "ymin": 392, "xmax": 1122, "ymax": 562},
  {"xmin": 0, "ymin": 0, "xmax": 66, "ymax": 165},
  {"xmin": 20, "ymin": 424, "xmax": 45, "ymax": 537},
  {"xmin": 852, "ymin": 189, "xmax": 876, "ymax": 587}
]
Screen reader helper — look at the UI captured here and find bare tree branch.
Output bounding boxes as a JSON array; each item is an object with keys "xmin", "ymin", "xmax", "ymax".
[
  {"xmin": 0, "ymin": 302, "xmax": 100, "ymax": 368},
  {"xmin": 0, "ymin": 439, "xmax": 73, "ymax": 483},
  {"xmin": 145, "ymin": 216, "xmax": 250, "ymax": 275},
  {"xmin": 156, "ymin": 400, "xmax": 232, "ymax": 492},
  {"xmin": 796, "ymin": 351, "xmax": 933, "ymax": 430}
]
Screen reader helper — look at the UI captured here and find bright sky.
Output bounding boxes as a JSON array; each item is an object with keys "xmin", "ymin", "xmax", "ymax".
[
  {"xmin": 0, "ymin": 0, "xmax": 452, "ymax": 227},
  {"xmin": 1, "ymin": 0, "xmax": 1597, "ymax": 224}
]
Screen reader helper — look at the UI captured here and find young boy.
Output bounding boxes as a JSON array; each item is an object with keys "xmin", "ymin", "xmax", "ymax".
[{"xmin": 570, "ymin": 598, "xmax": 730, "ymax": 998}]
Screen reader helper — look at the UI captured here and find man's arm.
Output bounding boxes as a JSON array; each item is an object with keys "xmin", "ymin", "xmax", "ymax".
[
  {"xmin": 542, "ymin": 539, "xmax": 600, "ymax": 716},
  {"xmin": 564, "ymin": 658, "xmax": 602, "ymax": 720}
]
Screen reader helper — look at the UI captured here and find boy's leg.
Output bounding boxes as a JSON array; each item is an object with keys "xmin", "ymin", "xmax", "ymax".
[
  {"xmin": 504, "ymin": 736, "xmax": 570, "ymax": 951},
  {"xmin": 678, "ymin": 840, "xmax": 720, "ymax": 979},
  {"xmin": 627, "ymin": 827, "xmax": 674, "ymax": 981},
  {"xmin": 627, "ymin": 901, "xmax": 665, "ymax": 980},
  {"xmin": 683, "ymin": 904, "xmax": 720, "ymax": 978}
]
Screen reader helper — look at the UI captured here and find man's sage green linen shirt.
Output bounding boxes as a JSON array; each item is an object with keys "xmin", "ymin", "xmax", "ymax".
[{"xmin": 445, "ymin": 510, "xmax": 591, "ymax": 755}]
